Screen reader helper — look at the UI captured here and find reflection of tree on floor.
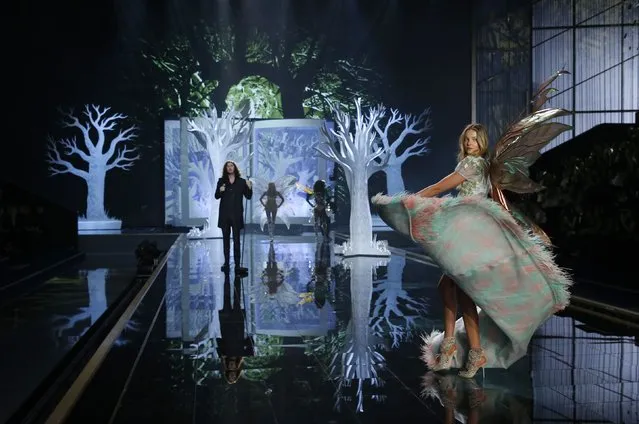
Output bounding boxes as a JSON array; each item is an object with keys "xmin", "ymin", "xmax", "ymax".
[
  {"xmin": 329, "ymin": 257, "xmax": 389, "ymax": 412},
  {"xmin": 371, "ymin": 255, "xmax": 429, "ymax": 348},
  {"xmin": 52, "ymin": 269, "xmax": 139, "ymax": 347}
]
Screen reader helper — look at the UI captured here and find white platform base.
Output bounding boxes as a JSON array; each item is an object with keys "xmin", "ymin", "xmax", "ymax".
[{"xmin": 78, "ymin": 219, "xmax": 122, "ymax": 231}]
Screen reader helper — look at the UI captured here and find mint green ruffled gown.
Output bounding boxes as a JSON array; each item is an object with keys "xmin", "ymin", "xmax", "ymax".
[{"xmin": 371, "ymin": 155, "xmax": 572, "ymax": 370}]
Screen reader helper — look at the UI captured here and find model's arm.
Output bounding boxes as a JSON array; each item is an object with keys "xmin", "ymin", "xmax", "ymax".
[
  {"xmin": 277, "ymin": 192, "xmax": 285, "ymax": 208},
  {"xmin": 416, "ymin": 172, "xmax": 466, "ymax": 198},
  {"xmin": 260, "ymin": 192, "xmax": 267, "ymax": 207},
  {"xmin": 244, "ymin": 179, "xmax": 253, "ymax": 200},
  {"xmin": 306, "ymin": 193, "xmax": 315, "ymax": 208},
  {"xmin": 214, "ymin": 179, "xmax": 225, "ymax": 199}
]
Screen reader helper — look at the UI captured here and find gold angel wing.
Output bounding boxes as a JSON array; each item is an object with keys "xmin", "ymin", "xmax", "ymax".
[
  {"xmin": 489, "ymin": 70, "xmax": 572, "ymax": 245},
  {"xmin": 531, "ymin": 69, "xmax": 570, "ymax": 112},
  {"xmin": 490, "ymin": 71, "xmax": 572, "ymax": 195}
]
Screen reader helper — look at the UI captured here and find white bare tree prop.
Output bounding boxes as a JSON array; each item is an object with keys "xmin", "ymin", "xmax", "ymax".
[
  {"xmin": 47, "ymin": 105, "xmax": 139, "ymax": 230},
  {"xmin": 373, "ymin": 108, "xmax": 432, "ymax": 194},
  {"xmin": 317, "ymin": 99, "xmax": 390, "ymax": 257},
  {"xmin": 370, "ymin": 255, "xmax": 428, "ymax": 348},
  {"xmin": 187, "ymin": 107, "xmax": 251, "ymax": 238},
  {"xmin": 331, "ymin": 256, "xmax": 389, "ymax": 412}
]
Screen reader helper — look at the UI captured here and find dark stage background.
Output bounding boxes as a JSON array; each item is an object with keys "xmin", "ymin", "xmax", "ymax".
[{"xmin": 5, "ymin": 0, "xmax": 472, "ymax": 227}]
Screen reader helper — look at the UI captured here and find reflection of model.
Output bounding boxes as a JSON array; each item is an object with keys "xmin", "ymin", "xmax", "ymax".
[
  {"xmin": 215, "ymin": 160, "xmax": 252, "ymax": 274},
  {"xmin": 373, "ymin": 71, "xmax": 573, "ymax": 378},
  {"xmin": 260, "ymin": 182, "xmax": 284, "ymax": 239},
  {"xmin": 262, "ymin": 241, "xmax": 284, "ymax": 295},
  {"xmin": 218, "ymin": 271, "xmax": 254, "ymax": 384},
  {"xmin": 306, "ymin": 180, "xmax": 332, "ymax": 239},
  {"xmin": 421, "ymin": 372, "xmax": 530, "ymax": 424},
  {"xmin": 307, "ymin": 240, "xmax": 331, "ymax": 309}
]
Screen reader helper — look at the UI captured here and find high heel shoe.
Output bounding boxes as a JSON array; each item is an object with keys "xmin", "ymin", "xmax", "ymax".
[
  {"xmin": 430, "ymin": 337, "xmax": 457, "ymax": 371},
  {"xmin": 458, "ymin": 348, "xmax": 487, "ymax": 379}
]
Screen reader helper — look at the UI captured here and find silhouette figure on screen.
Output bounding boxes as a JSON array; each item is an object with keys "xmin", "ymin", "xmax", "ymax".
[{"xmin": 260, "ymin": 182, "xmax": 285, "ymax": 239}]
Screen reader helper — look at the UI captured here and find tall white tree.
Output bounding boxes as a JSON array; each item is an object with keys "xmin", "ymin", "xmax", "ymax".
[
  {"xmin": 373, "ymin": 108, "xmax": 431, "ymax": 194},
  {"xmin": 187, "ymin": 107, "xmax": 251, "ymax": 238},
  {"xmin": 47, "ymin": 105, "xmax": 139, "ymax": 224},
  {"xmin": 317, "ymin": 99, "xmax": 390, "ymax": 256}
]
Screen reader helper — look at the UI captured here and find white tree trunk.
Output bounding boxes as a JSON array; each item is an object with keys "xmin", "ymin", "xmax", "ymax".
[
  {"xmin": 87, "ymin": 269, "xmax": 108, "ymax": 324},
  {"xmin": 384, "ymin": 165, "xmax": 405, "ymax": 194},
  {"xmin": 86, "ymin": 162, "xmax": 107, "ymax": 220},
  {"xmin": 346, "ymin": 163, "xmax": 375, "ymax": 256},
  {"xmin": 201, "ymin": 146, "xmax": 224, "ymax": 238}
]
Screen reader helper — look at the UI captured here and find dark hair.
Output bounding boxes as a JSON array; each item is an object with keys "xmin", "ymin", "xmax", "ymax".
[
  {"xmin": 313, "ymin": 180, "xmax": 326, "ymax": 194},
  {"xmin": 222, "ymin": 160, "xmax": 241, "ymax": 179},
  {"xmin": 267, "ymin": 182, "xmax": 276, "ymax": 196}
]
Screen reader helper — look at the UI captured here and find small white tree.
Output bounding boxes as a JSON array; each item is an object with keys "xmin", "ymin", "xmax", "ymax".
[
  {"xmin": 47, "ymin": 105, "xmax": 139, "ymax": 227},
  {"xmin": 317, "ymin": 99, "xmax": 390, "ymax": 256},
  {"xmin": 373, "ymin": 108, "xmax": 431, "ymax": 194},
  {"xmin": 187, "ymin": 107, "xmax": 251, "ymax": 238}
]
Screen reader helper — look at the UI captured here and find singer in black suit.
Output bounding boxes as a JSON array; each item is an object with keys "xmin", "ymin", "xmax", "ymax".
[{"xmin": 215, "ymin": 160, "xmax": 252, "ymax": 273}]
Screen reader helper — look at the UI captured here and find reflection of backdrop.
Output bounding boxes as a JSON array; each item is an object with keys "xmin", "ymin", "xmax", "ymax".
[
  {"xmin": 250, "ymin": 241, "xmax": 336, "ymax": 337},
  {"xmin": 165, "ymin": 117, "xmax": 334, "ymax": 231}
]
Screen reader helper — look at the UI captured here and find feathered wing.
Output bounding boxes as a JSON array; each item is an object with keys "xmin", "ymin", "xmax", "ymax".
[
  {"xmin": 274, "ymin": 175, "xmax": 300, "ymax": 229},
  {"xmin": 489, "ymin": 70, "xmax": 572, "ymax": 244},
  {"xmin": 249, "ymin": 176, "xmax": 270, "ymax": 230}
]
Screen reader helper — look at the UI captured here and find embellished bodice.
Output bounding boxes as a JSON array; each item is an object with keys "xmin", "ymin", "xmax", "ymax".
[{"xmin": 455, "ymin": 155, "xmax": 490, "ymax": 197}]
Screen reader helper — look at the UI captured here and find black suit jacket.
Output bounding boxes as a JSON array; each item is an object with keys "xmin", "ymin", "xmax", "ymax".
[{"xmin": 215, "ymin": 177, "xmax": 252, "ymax": 228}]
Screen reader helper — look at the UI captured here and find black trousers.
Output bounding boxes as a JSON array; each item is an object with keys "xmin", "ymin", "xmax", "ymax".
[{"xmin": 221, "ymin": 220, "xmax": 242, "ymax": 265}]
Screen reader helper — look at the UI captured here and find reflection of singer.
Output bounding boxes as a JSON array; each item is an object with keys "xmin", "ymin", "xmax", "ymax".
[
  {"xmin": 215, "ymin": 160, "xmax": 252, "ymax": 274},
  {"xmin": 260, "ymin": 182, "xmax": 284, "ymax": 239},
  {"xmin": 218, "ymin": 271, "xmax": 254, "ymax": 384}
]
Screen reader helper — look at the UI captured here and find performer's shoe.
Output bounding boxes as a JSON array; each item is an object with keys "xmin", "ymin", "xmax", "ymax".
[
  {"xmin": 458, "ymin": 348, "xmax": 487, "ymax": 379},
  {"xmin": 235, "ymin": 266, "xmax": 248, "ymax": 276},
  {"xmin": 221, "ymin": 263, "xmax": 230, "ymax": 272},
  {"xmin": 430, "ymin": 337, "xmax": 457, "ymax": 372}
]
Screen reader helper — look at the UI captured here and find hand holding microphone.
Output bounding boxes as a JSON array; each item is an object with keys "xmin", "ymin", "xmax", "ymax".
[{"xmin": 220, "ymin": 183, "xmax": 226, "ymax": 192}]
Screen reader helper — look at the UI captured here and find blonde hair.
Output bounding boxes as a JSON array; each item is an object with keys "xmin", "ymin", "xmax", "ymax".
[{"xmin": 457, "ymin": 123, "xmax": 489, "ymax": 162}]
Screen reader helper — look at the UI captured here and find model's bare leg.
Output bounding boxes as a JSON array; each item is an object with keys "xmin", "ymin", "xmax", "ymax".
[
  {"xmin": 439, "ymin": 275, "xmax": 457, "ymax": 338},
  {"xmin": 457, "ymin": 288, "xmax": 480, "ymax": 349},
  {"xmin": 457, "ymin": 287, "xmax": 486, "ymax": 378},
  {"xmin": 431, "ymin": 275, "xmax": 458, "ymax": 371}
]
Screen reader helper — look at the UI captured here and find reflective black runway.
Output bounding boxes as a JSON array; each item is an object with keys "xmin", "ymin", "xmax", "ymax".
[{"xmin": 4, "ymin": 234, "xmax": 638, "ymax": 423}]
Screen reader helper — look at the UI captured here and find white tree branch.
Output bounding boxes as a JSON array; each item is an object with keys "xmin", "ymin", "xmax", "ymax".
[
  {"xmin": 103, "ymin": 126, "xmax": 138, "ymax": 159},
  {"xmin": 59, "ymin": 107, "xmax": 94, "ymax": 153},
  {"xmin": 107, "ymin": 145, "xmax": 141, "ymax": 171},
  {"xmin": 52, "ymin": 135, "xmax": 92, "ymax": 163},
  {"xmin": 397, "ymin": 136, "xmax": 430, "ymax": 162},
  {"xmin": 46, "ymin": 138, "xmax": 89, "ymax": 180}
]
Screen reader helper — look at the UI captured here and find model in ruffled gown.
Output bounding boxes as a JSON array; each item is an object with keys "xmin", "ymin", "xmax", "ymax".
[{"xmin": 372, "ymin": 71, "xmax": 574, "ymax": 378}]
